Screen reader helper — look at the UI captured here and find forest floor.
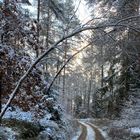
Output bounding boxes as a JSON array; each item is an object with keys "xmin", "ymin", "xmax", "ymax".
[
  {"xmin": 1, "ymin": 90, "xmax": 140, "ymax": 140},
  {"xmin": 0, "ymin": 118, "xmax": 72, "ymax": 140}
]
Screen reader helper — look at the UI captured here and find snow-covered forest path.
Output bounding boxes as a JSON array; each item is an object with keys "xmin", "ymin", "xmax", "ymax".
[{"xmin": 77, "ymin": 121, "xmax": 106, "ymax": 140}]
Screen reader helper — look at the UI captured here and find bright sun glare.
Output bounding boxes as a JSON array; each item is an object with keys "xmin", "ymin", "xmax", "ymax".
[{"xmin": 74, "ymin": 0, "xmax": 91, "ymax": 23}]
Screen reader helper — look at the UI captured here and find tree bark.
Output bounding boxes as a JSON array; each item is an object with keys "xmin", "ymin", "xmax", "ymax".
[
  {"xmin": 36, "ymin": 0, "xmax": 40, "ymax": 57},
  {"xmin": 101, "ymin": 45, "xmax": 104, "ymax": 87},
  {"xmin": 62, "ymin": 40, "xmax": 67, "ymax": 98},
  {"xmin": 87, "ymin": 72, "xmax": 93, "ymax": 117},
  {"xmin": 0, "ymin": 73, "xmax": 2, "ymax": 124}
]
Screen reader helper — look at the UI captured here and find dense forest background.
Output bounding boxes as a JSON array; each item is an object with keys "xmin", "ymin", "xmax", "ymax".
[{"xmin": 0, "ymin": 0, "xmax": 140, "ymax": 139}]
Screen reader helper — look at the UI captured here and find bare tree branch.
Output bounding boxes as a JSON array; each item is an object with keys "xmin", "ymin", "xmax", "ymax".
[{"xmin": 116, "ymin": 15, "xmax": 140, "ymax": 25}]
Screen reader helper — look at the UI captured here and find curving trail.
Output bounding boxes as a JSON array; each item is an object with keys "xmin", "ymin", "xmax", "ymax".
[
  {"xmin": 77, "ymin": 121, "xmax": 106, "ymax": 140},
  {"xmin": 78, "ymin": 122, "xmax": 87, "ymax": 140},
  {"xmin": 87, "ymin": 123, "xmax": 106, "ymax": 140}
]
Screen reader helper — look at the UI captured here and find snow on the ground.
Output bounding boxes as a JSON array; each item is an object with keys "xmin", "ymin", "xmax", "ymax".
[
  {"xmin": 130, "ymin": 127, "xmax": 140, "ymax": 134},
  {"xmin": 80, "ymin": 118, "xmax": 94, "ymax": 122},
  {"xmin": 72, "ymin": 127, "xmax": 81, "ymax": 140},
  {"xmin": 3, "ymin": 105, "xmax": 53, "ymax": 124},
  {"xmin": 3, "ymin": 106, "xmax": 33, "ymax": 122},
  {"xmin": 2, "ymin": 105, "xmax": 73, "ymax": 140},
  {"xmin": 80, "ymin": 121, "xmax": 95, "ymax": 140},
  {"xmin": 0, "ymin": 126, "xmax": 18, "ymax": 140}
]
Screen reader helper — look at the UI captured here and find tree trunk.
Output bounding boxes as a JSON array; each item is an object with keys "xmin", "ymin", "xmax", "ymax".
[
  {"xmin": 87, "ymin": 72, "xmax": 93, "ymax": 117},
  {"xmin": 46, "ymin": 1, "xmax": 50, "ymax": 49},
  {"xmin": 101, "ymin": 45, "xmax": 104, "ymax": 87},
  {"xmin": 36, "ymin": 0, "xmax": 40, "ymax": 57},
  {"xmin": 62, "ymin": 40, "xmax": 67, "ymax": 98},
  {"xmin": 45, "ymin": 2, "xmax": 51, "ymax": 73},
  {"xmin": 0, "ymin": 73, "xmax": 2, "ymax": 124}
]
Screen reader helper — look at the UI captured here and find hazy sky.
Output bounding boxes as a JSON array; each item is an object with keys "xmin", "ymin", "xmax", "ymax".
[
  {"xmin": 26, "ymin": 0, "xmax": 91, "ymax": 23},
  {"xmin": 75, "ymin": 0, "xmax": 91, "ymax": 23}
]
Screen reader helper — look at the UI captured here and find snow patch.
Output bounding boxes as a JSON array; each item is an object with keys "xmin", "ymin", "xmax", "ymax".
[
  {"xmin": 71, "ymin": 128, "xmax": 81, "ymax": 140},
  {"xmin": 130, "ymin": 127, "xmax": 140, "ymax": 134},
  {"xmin": 0, "ymin": 126, "xmax": 18, "ymax": 140},
  {"xmin": 39, "ymin": 120, "xmax": 59, "ymax": 130},
  {"xmin": 3, "ymin": 106, "xmax": 33, "ymax": 122}
]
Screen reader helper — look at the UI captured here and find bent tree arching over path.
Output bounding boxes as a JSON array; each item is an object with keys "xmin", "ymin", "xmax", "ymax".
[{"xmin": 0, "ymin": 20, "xmax": 139, "ymax": 119}]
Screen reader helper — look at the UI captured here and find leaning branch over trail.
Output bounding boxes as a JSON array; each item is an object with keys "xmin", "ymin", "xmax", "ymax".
[{"xmin": 0, "ymin": 23, "xmax": 140, "ymax": 119}]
